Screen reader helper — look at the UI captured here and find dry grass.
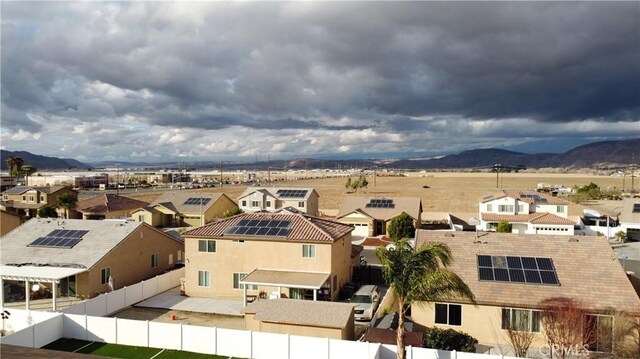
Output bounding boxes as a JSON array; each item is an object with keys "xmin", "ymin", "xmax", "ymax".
[{"xmin": 126, "ymin": 172, "xmax": 626, "ymax": 219}]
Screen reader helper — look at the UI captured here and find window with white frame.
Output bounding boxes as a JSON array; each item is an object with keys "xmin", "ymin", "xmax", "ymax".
[
  {"xmin": 198, "ymin": 240, "xmax": 216, "ymax": 253},
  {"xmin": 40, "ymin": 195, "xmax": 45, "ymax": 202},
  {"xmin": 498, "ymin": 205, "xmax": 514, "ymax": 212},
  {"xmin": 557, "ymin": 206, "xmax": 565, "ymax": 213},
  {"xmin": 22, "ymin": 195, "xmax": 26, "ymax": 202},
  {"xmin": 302, "ymin": 244, "xmax": 316, "ymax": 258},
  {"xmin": 501, "ymin": 308, "xmax": 541, "ymax": 332},
  {"xmin": 517, "ymin": 205, "xmax": 524, "ymax": 213},
  {"xmin": 241, "ymin": 200, "xmax": 247, "ymax": 207},
  {"xmin": 583, "ymin": 314, "xmax": 613, "ymax": 353},
  {"xmin": 151, "ymin": 253, "xmax": 158, "ymax": 268},
  {"xmin": 28, "ymin": 195, "xmax": 35, "ymax": 202},
  {"xmin": 138, "ymin": 214, "xmax": 145, "ymax": 222},
  {"xmin": 101, "ymin": 267, "xmax": 111, "ymax": 285},
  {"xmin": 434, "ymin": 303, "xmax": 462, "ymax": 326},
  {"xmin": 233, "ymin": 273, "xmax": 257, "ymax": 290},
  {"xmin": 265, "ymin": 200, "xmax": 271, "ymax": 207},
  {"xmin": 298, "ymin": 201, "xmax": 305, "ymax": 208},
  {"xmin": 198, "ymin": 270, "xmax": 210, "ymax": 287},
  {"xmin": 251, "ymin": 200, "xmax": 259, "ymax": 207},
  {"xmin": 486, "ymin": 204, "xmax": 493, "ymax": 211}
]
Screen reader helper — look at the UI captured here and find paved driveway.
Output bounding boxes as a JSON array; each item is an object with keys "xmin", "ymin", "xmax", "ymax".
[{"xmin": 135, "ymin": 288, "xmax": 244, "ymax": 316}]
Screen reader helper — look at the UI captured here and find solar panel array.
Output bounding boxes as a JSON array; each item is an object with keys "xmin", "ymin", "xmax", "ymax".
[
  {"xmin": 29, "ymin": 229, "xmax": 89, "ymax": 249},
  {"xmin": 184, "ymin": 197, "xmax": 212, "ymax": 206},
  {"xmin": 275, "ymin": 189, "xmax": 308, "ymax": 198},
  {"xmin": 3, "ymin": 186, "xmax": 29, "ymax": 194},
  {"xmin": 477, "ymin": 255, "xmax": 559, "ymax": 285},
  {"xmin": 365, "ymin": 199, "xmax": 395, "ymax": 208},
  {"xmin": 224, "ymin": 219, "xmax": 292, "ymax": 237},
  {"xmin": 520, "ymin": 194, "xmax": 548, "ymax": 204}
]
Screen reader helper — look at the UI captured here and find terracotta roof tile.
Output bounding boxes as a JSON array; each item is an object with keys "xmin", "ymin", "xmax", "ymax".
[
  {"xmin": 480, "ymin": 190, "xmax": 568, "ymax": 205},
  {"xmin": 337, "ymin": 196, "xmax": 422, "ymax": 220},
  {"xmin": 77, "ymin": 194, "xmax": 149, "ymax": 214},
  {"xmin": 481, "ymin": 212, "xmax": 576, "ymax": 225}
]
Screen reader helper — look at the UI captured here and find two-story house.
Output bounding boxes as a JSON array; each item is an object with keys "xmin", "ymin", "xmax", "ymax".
[
  {"xmin": 237, "ymin": 187, "xmax": 320, "ymax": 217},
  {"xmin": 76, "ymin": 194, "xmax": 149, "ymax": 220},
  {"xmin": 619, "ymin": 198, "xmax": 640, "ymax": 242},
  {"xmin": 182, "ymin": 212, "xmax": 353, "ymax": 305},
  {"xmin": 0, "ymin": 186, "xmax": 79, "ymax": 218},
  {"xmin": 336, "ymin": 197, "xmax": 422, "ymax": 240},
  {"xmin": 412, "ymin": 230, "xmax": 640, "ymax": 356},
  {"xmin": 131, "ymin": 192, "xmax": 237, "ymax": 227},
  {"xmin": 478, "ymin": 191, "xmax": 575, "ymax": 235}
]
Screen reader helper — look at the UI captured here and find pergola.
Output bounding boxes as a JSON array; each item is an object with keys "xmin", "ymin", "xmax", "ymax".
[
  {"xmin": 0, "ymin": 265, "xmax": 87, "ymax": 311},
  {"xmin": 240, "ymin": 269, "xmax": 330, "ymax": 307}
]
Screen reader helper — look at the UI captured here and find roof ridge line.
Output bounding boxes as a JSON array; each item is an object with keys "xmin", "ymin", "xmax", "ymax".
[{"xmin": 298, "ymin": 214, "xmax": 335, "ymax": 241}]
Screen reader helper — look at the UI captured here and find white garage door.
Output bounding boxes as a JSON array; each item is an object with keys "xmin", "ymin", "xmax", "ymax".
[{"xmin": 351, "ymin": 223, "xmax": 369, "ymax": 239}]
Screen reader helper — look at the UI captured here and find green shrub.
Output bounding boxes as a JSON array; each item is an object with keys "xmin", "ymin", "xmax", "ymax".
[
  {"xmin": 222, "ymin": 207, "xmax": 242, "ymax": 218},
  {"xmin": 423, "ymin": 327, "xmax": 478, "ymax": 353},
  {"xmin": 496, "ymin": 220, "xmax": 512, "ymax": 233}
]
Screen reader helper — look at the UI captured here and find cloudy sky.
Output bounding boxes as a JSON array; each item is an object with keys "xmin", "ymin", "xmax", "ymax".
[{"xmin": 1, "ymin": 2, "xmax": 638, "ymax": 163}]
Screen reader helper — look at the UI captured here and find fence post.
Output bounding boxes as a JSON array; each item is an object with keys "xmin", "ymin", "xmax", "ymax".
[
  {"xmin": 286, "ymin": 334, "xmax": 290, "ymax": 359},
  {"xmin": 407, "ymin": 345, "xmax": 412, "ymax": 359},
  {"xmin": 84, "ymin": 314, "xmax": 88, "ymax": 341},
  {"xmin": 249, "ymin": 330, "xmax": 253, "ymax": 359},
  {"xmin": 179, "ymin": 323, "xmax": 183, "ymax": 351},
  {"xmin": 327, "ymin": 337, "xmax": 330, "ymax": 359},
  {"xmin": 146, "ymin": 320, "xmax": 150, "ymax": 347},
  {"xmin": 124, "ymin": 286, "xmax": 127, "ymax": 306},
  {"xmin": 214, "ymin": 326, "xmax": 217, "ymax": 355},
  {"xmin": 452, "ymin": 349, "xmax": 457, "ymax": 359}
]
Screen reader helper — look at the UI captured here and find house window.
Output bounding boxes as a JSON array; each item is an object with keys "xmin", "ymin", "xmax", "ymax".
[
  {"xmin": 169, "ymin": 253, "xmax": 174, "ymax": 265},
  {"xmin": 101, "ymin": 267, "xmax": 111, "ymax": 285},
  {"xmin": 22, "ymin": 195, "xmax": 26, "ymax": 202},
  {"xmin": 435, "ymin": 303, "xmax": 462, "ymax": 326},
  {"xmin": 498, "ymin": 205, "xmax": 514, "ymax": 212},
  {"xmin": 241, "ymin": 200, "xmax": 247, "ymax": 207},
  {"xmin": 302, "ymin": 244, "xmax": 316, "ymax": 258},
  {"xmin": 198, "ymin": 240, "xmax": 216, "ymax": 253},
  {"xmin": 332, "ymin": 274, "xmax": 338, "ymax": 292},
  {"xmin": 583, "ymin": 315, "xmax": 613, "ymax": 352},
  {"xmin": 177, "ymin": 250, "xmax": 182, "ymax": 261},
  {"xmin": 251, "ymin": 201, "xmax": 259, "ymax": 207},
  {"xmin": 517, "ymin": 205, "xmax": 524, "ymax": 213},
  {"xmin": 198, "ymin": 270, "xmax": 210, "ymax": 287},
  {"xmin": 232, "ymin": 239, "xmax": 245, "ymax": 243},
  {"xmin": 266, "ymin": 201, "xmax": 271, "ymax": 207},
  {"xmin": 501, "ymin": 308, "xmax": 541, "ymax": 332},
  {"xmin": 486, "ymin": 204, "xmax": 493, "ymax": 211},
  {"xmin": 28, "ymin": 195, "xmax": 35, "ymax": 202},
  {"xmin": 557, "ymin": 206, "xmax": 565, "ymax": 213},
  {"xmin": 298, "ymin": 201, "xmax": 305, "ymax": 208},
  {"xmin": 138, "ymin": 214, "xmax": 145, "ymax": 222},
  {"xmin": 40, "ymin": 195, "xmax": 45, "ymax": 202},
  {"xmin": 233, "ymin": 273, "xmax": 257, "ymax": 290},
  {"xmin": 2, "ymin": 195, "xmax": 7, "ymax": 201},
  {"xmin": 151, "ymin": 253, "xmax": 158, "ymax": 268}
]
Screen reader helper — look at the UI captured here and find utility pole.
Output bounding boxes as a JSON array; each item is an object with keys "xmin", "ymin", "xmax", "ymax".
[
  {"xmin": 267, "ymin": 154, "xmax": 271, "ymax": 187},
  {"xmin": 631, "ymin": 153, "xmax": 636, "ymax": 193},
  {"xmin": 220, "ymin": 161, "xmax": 223, "ymax": 188},
  {"xmin": 116, "ymin": 164, "xmax": 120, "ymax": 195}
]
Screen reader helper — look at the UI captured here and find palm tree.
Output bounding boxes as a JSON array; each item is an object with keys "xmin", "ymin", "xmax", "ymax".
[
  {"xmin": 56, "ymin": 193, "xmax": 77, "ymax": 219},
  {"xmin": 376, "ymin": 238, "xmax": 476, "ymax": 359},
  {"xmin": 5, "ymin": 156, "xmax": 19, "ymax": 185}
]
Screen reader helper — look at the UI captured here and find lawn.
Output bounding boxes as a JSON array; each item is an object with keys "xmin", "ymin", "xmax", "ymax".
[{"xmin": 43, "ymin": 338, "xmax": 240, "ymax": 359}]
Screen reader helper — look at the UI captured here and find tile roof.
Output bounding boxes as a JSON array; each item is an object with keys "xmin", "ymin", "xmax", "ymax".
[
  {"xmin": 337, "ymin": 196, "xmax": 422, "ymax": 221},
  {"xmin": 480, "ymin": 190, "xmax": 569, "ymax": 205},
  {"xmin": 150, "ymin": 192, "xmax": 230, "ymax": 214},
  {"xmin": 242, "ymin": 298, "xmax": 355, "ymax": 329},
  {"xmin": 481, "ymin": 212, "xmax": 576, "ymax": 225},
  {"xmin": 1, "ymin": 185, "xmax": 69, "ymax": 195},
  {"xmin": 238, "ymin": 187, "xmax": 318, "ymax": 201},
  {"xmin": 619, "ymin": 198, "xmax": 640, "ymax": 224},
  {"xmin": 415, "ymin": 230, "xmax": 640, "ymax": 314},
  {"xmin": 76, "ymin": 194, "xmax": 149, "ymax": 214},
  {"xmin": 0, "ymin": 218, "xmax": 177, "ymax": 270},
  {"xmin": 183, "ymin": 212, "xmax": 353, "ymax": 243}
]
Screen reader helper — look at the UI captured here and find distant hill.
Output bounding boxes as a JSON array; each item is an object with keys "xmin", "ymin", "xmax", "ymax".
[{"xmin": 0, "ymin": 150, "xmax": 91, "ymax": 170}]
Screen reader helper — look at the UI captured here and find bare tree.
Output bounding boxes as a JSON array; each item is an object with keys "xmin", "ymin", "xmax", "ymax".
[
  {"xmin": 539, "ymin": 298, "xmax": 592, "ymax": 359},
  {"xmin": 610, "ymin": 311, "xmax": 640, "ymax": 359},
  {"xmin": 505, "ymin": 324, "xmax": 536, "ymax": 357}
]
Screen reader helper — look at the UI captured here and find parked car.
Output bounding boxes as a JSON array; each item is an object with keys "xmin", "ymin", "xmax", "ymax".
[{"xmin": 351, "ymin": 285, "xmax": 380, "ymax": 321}]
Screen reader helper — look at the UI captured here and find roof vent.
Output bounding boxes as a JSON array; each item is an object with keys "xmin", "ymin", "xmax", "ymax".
[{"xmin": 568, "ymin": 238, "xmax": 579, "ymax": 242}]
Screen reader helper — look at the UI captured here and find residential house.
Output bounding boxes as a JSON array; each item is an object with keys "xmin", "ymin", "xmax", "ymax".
[
  {"xmin": 182, "ymin": 212, "xmax": 353, "ymax": 304},
  {"xmin": 242, "ymin": 298, "xmax": 355, "ymax": 340},
  {"xmin": 131, "ymin": 192, "xmax": 237, "ymax": 227},
  {"xmin": 0, "ymin": 186, "xmax": 79, "ymax": 218},
  {"xmin": 238, "ymin": 187, "xmax": 320, "ymax": 217},
  {"xmin": 411, "ymin": 230, "xmax": 640, "ymax": 356},
  {"xmin": 336, "ymin": 197, "xmax": 422, "ymax": 240},
  {"xmin": 478, "ymin": 191, "xmax": 576, "ymax": 235},
  {"xmin": 0, "ymin": 210, "xmax": 22, "ymax": 236},
  {"xmin": 0, "ymin": 218, "xmax": 184, "ymax": 310},
  {"xmin": 26, "ymin": 173, "xmax": 109, "ymax": 189},
  {"xmin": 76, "ymin": 194, "xmax": 149, "ymax": 220},
  {"xmin": 619, "ymin": 198, "xmax": 640, "ymax": 242}
]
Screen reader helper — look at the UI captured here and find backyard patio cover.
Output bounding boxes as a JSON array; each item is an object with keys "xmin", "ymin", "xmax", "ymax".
[
  {"xmin": 240, "ymin": 269, "xmax": 330, "ymax": 289},
  {"xmin": 0, "ymin": 265, "xmax": 87, "ymax": 283}
]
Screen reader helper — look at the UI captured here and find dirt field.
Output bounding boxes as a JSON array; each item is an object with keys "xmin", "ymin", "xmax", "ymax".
[
  {"xmin": 111, "ymin": 307, "xmax": 245, "ymax": 329},
  {"xmin": 126, "ymin": 172, "xmax": 627, "ymax": 219}
]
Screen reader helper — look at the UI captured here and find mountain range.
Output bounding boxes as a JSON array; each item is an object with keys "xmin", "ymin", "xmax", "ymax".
[{"xmin": 1, "ymin": 138, "xmax": 638, "ymax": 171}]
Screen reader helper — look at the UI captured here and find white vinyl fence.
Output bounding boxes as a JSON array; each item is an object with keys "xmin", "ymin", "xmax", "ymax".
[
  {"xmin": 62, "ymin": 268, "xmax": 184, "ymax": 316},
  {"xmin": 1, "ymin": 309, "xmax": 520, "ymax": 359}
]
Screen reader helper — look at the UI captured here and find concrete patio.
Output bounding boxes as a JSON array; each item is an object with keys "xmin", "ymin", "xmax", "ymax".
[{"xmin": 134, "ymin": 287, "xmax": 244, "ymax": 316}]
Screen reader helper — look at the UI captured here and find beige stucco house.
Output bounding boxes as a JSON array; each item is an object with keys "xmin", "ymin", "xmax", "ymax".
[
  {"xmin": 0, "ymin": 185, "xmax": 79, "ymax": 218},
  {"xmin": 0, "ymin": 210, "xmax": 22, "ymax": 236},
  {"xmin": 132, "ymin": 192, "xmax": 237, "ymax": 227},
  {"xmin": 336, "ymin": 197, "xmax": 422, "ymax": 240},
  {"xmin": 76, "ymin": 193, "xmax": 149, "ymax": 220},
  {"xmin": 238, "ymin": 187, "xmax": 320, "ymax": 217},
  {"xmin": 0, "ymin": 218, "xmax": 184, "ymax": 310},
  {"xmin": 243, "ymin": 298, "xmax": 355, "ymax": 340},
  {"xmin": 411, "ymin": 230, "xmax": 640, "ymax": 356},
  {"xmin": 619, "ymin": 198, "xmax": 640, "ymax": 241},
  {"xmin": 182, "ymin": 212, "xmax": 353, "ymax": 304},
  {"xmin": 478, "ymin": 191, "xmax": 575, "ymax": 235}
]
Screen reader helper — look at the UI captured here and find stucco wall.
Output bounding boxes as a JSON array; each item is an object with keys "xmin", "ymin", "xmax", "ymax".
[
  {"xmin": 245, "ymin": 313, "xmax": 349, "ymax": 340},
  {"xmin": 0, "ymin": 211, "xmax": 22, "ymax": 236}
]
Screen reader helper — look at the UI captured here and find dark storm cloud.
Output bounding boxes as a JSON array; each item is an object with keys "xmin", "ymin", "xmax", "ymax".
[{"xmin": 1, "ymin": 2, "xmax": 638, "ymax": 160}]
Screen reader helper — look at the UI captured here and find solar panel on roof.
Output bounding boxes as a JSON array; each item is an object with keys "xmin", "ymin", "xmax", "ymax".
[
  {"xmin": 28, "ymin": 229, "xmax": 89, "ymax": 249},
  {"xmin": 184, "ymin": 197, "xmax": 211, "ymax": 206},
  {"xmin": 477, "ymin": 255, "xmax": 559, "ymax": 286},
  {"xmin": 365, "ymin": 198, "xmax": 395, "ymax": 208},
  {"xmin": 224, "ymin": 219, "xmax": 292, "ymax": 237},
  {"xmin": 633, "ymin": 203, "xmax": 640, "ymax": 213},
  {"xmin": 276, "ymin": 189, "xmax": 308, "ymax": 198}
]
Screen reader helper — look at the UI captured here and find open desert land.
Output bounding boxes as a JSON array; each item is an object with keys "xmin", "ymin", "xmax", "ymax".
[{"xmin": 126, "ymin": 172, "xmax": 628, "ymax": 221}]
